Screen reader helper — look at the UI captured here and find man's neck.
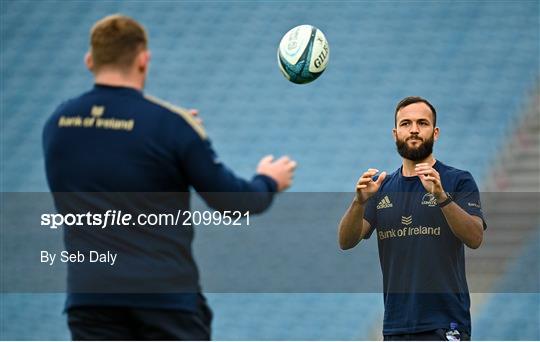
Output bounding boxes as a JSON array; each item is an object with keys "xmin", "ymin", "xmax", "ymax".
[
  {"xmin": 94, "ymin": 71, "xmax": 143, "ymax": 90},
  {"xmin": 402, "ymin": 155, "xmax": 436, "ymax": 177}
]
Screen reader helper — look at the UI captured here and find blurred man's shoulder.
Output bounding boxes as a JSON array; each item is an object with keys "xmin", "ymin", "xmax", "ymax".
[{"xmin": 144, "ymin": 94, "xmax": 207, "ymax": 140}]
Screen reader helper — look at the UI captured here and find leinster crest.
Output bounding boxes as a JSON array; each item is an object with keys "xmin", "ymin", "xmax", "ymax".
[{"xmin": 421, "ymin": 193, "xmax": 438, "ymax": 207}]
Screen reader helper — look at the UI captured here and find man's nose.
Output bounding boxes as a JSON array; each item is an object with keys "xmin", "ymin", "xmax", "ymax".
[{"xmin": 410, "ymin": 122, "xmax": 419, "ymax": 133}]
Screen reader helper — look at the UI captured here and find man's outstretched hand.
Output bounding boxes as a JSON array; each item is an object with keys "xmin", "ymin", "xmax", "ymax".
[
  {"xmin": 257, "ymin": 155, "xmax": 297, "ymax": 191},
  {"xmin": 355, "ymin": 168, "xmax": 386, "ymax": 204}
]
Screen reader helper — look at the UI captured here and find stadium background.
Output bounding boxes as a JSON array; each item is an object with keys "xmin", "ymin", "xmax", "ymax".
[{"xmin": 1, "ymin": 0, "xmax": 538, "ymax": 340}]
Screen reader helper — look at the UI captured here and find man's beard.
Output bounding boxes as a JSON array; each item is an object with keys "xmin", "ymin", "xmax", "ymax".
[{"xmin": 396, "ymin": 134, "xmax": 434, "ymax": 162}]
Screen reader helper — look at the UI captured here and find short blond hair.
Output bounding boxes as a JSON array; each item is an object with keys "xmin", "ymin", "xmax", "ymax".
[{"xmin": 90, "ymin": 14, "xmax": 148, "ymax": 71}]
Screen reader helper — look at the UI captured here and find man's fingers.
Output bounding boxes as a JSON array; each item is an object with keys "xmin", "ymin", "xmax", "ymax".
[
  {"xmin": 186, "ymin": 109, "xmax": 203, "ymax": 125},
  {"xmin": 275, "ymin": 155, "xmax": 291, "ymax": 164},
  {"xmin": 358, "ymin": 168, "xmax": 381, "ymax": 182},
  {"xmin": 375, "ymin": 171, "xmax": 387, "ymax": 185},
  {"xmin": 260, "ymin": 155, "xmax": 297, "ymax": 171},
  {"xmin": 269, "ymin": 155, "xmax": 297, "ymax": 170},
  {"xmin": 422, "ymin": 175, "xmax": 436, "ymax": 182},
  {"xmin": 357, "ymin": 170, "xmax": 386, "ymax": 188},
  {"xmin": 274, "ymin": 156, "xmax": 297, "ymax": 170},
  {"xmin": 366, "ymin": 169, "xmax": 379, "ymax": 176},
  {"xmin": 415, "ymin": 165, "xmax": 439, "ymax": 177},
  {"xmin": 260, "ymin": 155, "xmax": 274, "ymax": 164},
  {"xmin": 416, "ymin": 169, "xmax": 440, "ymax": 183},
  {"xmin": 359, "ymin": 176, "xmax": 375, "ymax": 183},
  {"xmin": 415, "ymin": 168, "xmax": 436, "ymax": 175},
  {"xmin": 415, "ymin": 167, "xmax": 431, "ymax": 173},
  {"xmin": 360, "ymin": 170, "xmax": 378, "ymax": 179},
  {"xmin": 358, "ymin": 175, "xmax": 374, "ymax": 184}
]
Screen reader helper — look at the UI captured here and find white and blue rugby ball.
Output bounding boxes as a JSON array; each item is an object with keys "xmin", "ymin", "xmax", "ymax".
[{"xmin": 277, "ymin": 25, "xmax": 330, "ymax": 84}]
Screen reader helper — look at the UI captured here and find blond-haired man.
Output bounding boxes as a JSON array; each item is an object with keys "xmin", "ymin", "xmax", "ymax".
[{"xmin": 43, "ymin": 14, "xmax": 296, "ymax": 340}]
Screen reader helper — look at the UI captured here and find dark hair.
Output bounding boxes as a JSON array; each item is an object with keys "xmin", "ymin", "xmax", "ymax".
[{"xmin": 394, "ymin": 96, "xmax": 437, "ymax": 127}]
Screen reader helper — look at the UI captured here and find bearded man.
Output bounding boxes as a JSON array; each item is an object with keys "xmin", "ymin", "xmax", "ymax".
[{"xmin": 338, "ymin": 96, "xmax": 486, "ymax": 341}]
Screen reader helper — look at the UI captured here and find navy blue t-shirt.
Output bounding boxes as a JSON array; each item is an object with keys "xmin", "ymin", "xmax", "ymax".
[
  {"xmin": 42, "ymin": 84, "xmax": 277, "ymax": 311},
  {"xmin": 364, "ymin": 160, "xmax": 486, "ymax": 335}
]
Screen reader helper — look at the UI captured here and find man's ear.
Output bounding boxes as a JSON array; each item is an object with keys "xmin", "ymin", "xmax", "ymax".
[
  {"xmin": 392, "ymin": 128, "xmax": 397, "ymax": 142},
  {"xmin": 434, "ymin": 127, "xmax": 440, "ymax": 141},
  {"xmin": 85, "ymin": 52, "xmax": 94, "ymax": 72},
  {"xmin": 137, "ymin": 50, "xmax": 150, "ymax": 73}
]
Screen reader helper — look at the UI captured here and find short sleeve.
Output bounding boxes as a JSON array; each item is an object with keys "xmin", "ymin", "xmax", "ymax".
[{"xmin": 453, "ymin": 171, "xmax": 487, "ymax": 230}]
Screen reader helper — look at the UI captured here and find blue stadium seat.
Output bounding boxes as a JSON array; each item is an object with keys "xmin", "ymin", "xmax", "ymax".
[{"xmin": 473, "ymin": 229, "xmax": 540, "ymax": 340}]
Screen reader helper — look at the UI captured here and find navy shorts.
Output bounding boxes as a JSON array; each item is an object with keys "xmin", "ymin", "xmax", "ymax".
[{"xmin": 67, "ymin": 297, "xmax": 212, "ymax": 340}]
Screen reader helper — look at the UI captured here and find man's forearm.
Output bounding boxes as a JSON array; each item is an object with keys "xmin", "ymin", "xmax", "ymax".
[
  {"xmin": 440, "ymin": 200, "xmax": 483, "ymax": 249},
  {"xmin": 338, "ymin": 198, "xmax": 366, "ymax": 250}
]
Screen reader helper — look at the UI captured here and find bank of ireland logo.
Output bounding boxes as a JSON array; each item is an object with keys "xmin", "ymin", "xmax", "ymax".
[
  {"xmin": 91, "ymin": 105, "xmax": 105, "ymax": 117},
  {"xmin": 421, "ymin": 193, "xmax": 438, "ymax": 207},
  {"xmin": 376, "ymin": 195, "xmax": 393, "ymax": 210},
  {"xmin": 401, "ymin": 215, "xmax": 412, "ymax": 225}
]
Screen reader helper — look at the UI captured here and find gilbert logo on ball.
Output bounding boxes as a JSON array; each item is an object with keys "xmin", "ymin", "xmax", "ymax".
[{"xmin": 277, "ymin": 25, "xmax": 329, "ymax": 84}]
